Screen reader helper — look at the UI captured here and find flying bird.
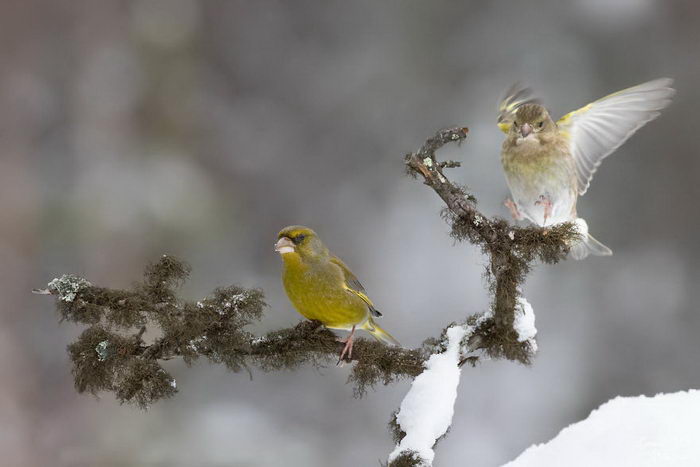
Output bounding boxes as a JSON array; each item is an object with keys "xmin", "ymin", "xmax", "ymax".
[
  {"xmin": 275, "ymin": 225, "xmax": 400, "ymax": 362},
  {"xmin": 498, "ymin": 78, "xmax": 675, "ymax": 259}
]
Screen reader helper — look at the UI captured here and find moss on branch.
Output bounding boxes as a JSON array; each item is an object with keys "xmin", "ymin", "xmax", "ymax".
[
  {"xmin": 37, "ymin": 126, "xmax": 579, "ymax": 466},
  {"xmin": 404, "ymin": 126, "xmax": 578, "ymax": 364},
  {"xmin": 383, "ymin": 127, "xmax": 579, "ymax": 466},
  {"xmin": 39, "ymin": 256, "xmax": 432, "ymax": 409}
]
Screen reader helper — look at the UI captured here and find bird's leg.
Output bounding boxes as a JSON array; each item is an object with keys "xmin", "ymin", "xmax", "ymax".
[
  {"xmin": 504, "ymin": 198, "xmax": 523, "ymax": 221},
  {"xmin": 535, "ymin": 194, "xmax": 553, "ymax": 225},
  {"xmin": 337, "ymin": 325, "xmax": 356, "ymax": 365}
]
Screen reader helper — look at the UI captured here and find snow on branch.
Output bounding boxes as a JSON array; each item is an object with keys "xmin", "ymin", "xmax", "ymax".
[
  {"xmin": 389, "ymin": 326, "xmax": 467, "ymax": 466},
  {"xmin": 35, "ymin": 127, "xmax": 576, "ymax": 463},
  {"xmin": 513, "ymin": 296, "xmax": 537, "ymax": 353}
]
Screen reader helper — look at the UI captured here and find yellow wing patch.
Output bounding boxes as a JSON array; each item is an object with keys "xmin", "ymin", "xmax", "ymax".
[
  {"xmin": 555, "ymin": 78, "xmax": 674, "ymax": 195},
  {"xmin": 556, "ymin": 103, "xmax": 592, "ymax": 128},
  {"xmin": 330, "ymin": 256, "xmax": 380, "ymax": 315},
  {"xmin": 343, "ymin": 284, "xmax": 375, "ymax": 308}
]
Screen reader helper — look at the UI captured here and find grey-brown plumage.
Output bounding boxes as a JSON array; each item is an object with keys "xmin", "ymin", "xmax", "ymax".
[{"xmin": 498, "ymin": 79, "xmax": 675, "ymax": 259}]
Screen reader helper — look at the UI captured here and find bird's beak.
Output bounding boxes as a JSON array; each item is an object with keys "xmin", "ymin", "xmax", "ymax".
[
  {"xmin": 520, "ymin": 123, "xmax": 533, "ymax": 138},
  {"xmin": 275, "ymin": 236, "xmax": 295, "ymax": 254}
]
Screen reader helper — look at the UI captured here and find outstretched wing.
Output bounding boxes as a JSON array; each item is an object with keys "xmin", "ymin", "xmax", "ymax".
[
  {"xmin": 330, "ymin": 256, "xmax": 382, "ymax": 317},
  {"xmin": 497, "ymin": 83, "xmax": 540, "ymax": 133},
  {"xmin": 557, "ymin": 78, "xmax": 675, "ymax": 195}
]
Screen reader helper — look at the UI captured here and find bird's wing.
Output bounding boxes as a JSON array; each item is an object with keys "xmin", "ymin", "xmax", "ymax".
[
  {"xmin": 557, "ymin": 78, "xmax": 674, "ymax": 195},
  {"xmin": 330, "ymin": 256, "xmax": 382, "ymax": 317},
  {"xmin": 497, "ymin": 83, "xmax": 540, "ymax": 133}
]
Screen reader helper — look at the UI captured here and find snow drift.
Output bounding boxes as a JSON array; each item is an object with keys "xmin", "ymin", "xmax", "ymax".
[{"xmin": 504, "ymin": 390, "xmax": 700, "ymax": 467}]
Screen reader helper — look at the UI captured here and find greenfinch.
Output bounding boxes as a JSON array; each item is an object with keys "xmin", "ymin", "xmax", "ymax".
[
  {"xmin": 275, "ymin": 225, "xmax": 400, "ymax": 360},
  {"xmin": 498, "ymin": 78, "xmax": 675, "ymax": 259}
]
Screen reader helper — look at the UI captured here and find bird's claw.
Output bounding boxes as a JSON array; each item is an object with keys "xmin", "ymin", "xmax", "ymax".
[
  {"xmin": 535, "ymin": 194, "xmax": 553, "ymax": 225},
  {"xmin": 504, "ymin": 198, "xmax": 523, "ymax": 221},
  {"xmin": 336, "ymin": 326, "xmax": 356, "ymax": 366},
  {"xmin": 337, "ymin": 338, "xmax": 354, "ymax": 365}
]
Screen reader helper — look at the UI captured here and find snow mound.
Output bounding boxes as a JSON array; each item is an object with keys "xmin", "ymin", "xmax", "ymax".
[
  {"xmin": 504, "ymin": 390, "xmax": 700, "ymax": 467},
  {"xmin": 389, "ymin": 325, "xmax": 466, "ymax": 465}
]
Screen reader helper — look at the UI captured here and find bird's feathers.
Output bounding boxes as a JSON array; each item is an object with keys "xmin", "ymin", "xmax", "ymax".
[
  {"xmin": 569, "ymin": 218, "xmax": 613, "ymax": 260},
  {"xmin": 557, "ymin": 78, "xmax": 675, "ymax": 194},
  {"xmin": 569, "ymin": 233, "xmax": 613, "ymax": 260},
  {"xmin": 498, "ymin": 79, "xmax": 673, "ymax": 260},
  {"xmin": 330, "ymin": 256, "xmax": 382, "ymax": 317},
  {"xmin": 364, "ymin": 318, "xmax": 401, "ymax": 346},
  {"xmin": 277, "ymin": 225, "xmax": 399, "ymax": 344},
  {"xmin": 498, "ymin": 83, "xmax": 541, "ymax": 133}
]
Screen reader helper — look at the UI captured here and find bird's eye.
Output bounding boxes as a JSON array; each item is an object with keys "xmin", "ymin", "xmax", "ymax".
[
  {"xmin": 293, "ymin": 234, "xmax": 306, "ymax": 245},
  {"xmin": 538, "ymin": 121, "xmax": 544, "ymax": 128}
]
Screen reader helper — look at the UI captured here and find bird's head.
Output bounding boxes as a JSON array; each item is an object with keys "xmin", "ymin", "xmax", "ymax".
[
  {"xmin": 275, "ymin": 225, "xmax": 327, "ymax": 261},
  {"xmin": 510, "ymin": 104, "xmax": 556, "ymax": 144}
]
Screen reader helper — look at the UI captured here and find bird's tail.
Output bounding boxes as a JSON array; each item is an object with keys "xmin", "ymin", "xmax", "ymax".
[
  {"xmin": 569, "ymin": 218, "xmax": 613, "ymax": 260},
  {"xmin": 364, "ymin": 318, "xmax": 401, "ymax": 347}
]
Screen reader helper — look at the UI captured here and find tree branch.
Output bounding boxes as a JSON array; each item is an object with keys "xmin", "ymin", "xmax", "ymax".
[
  {"xmin": 36, "ymin": 126, "xmax": 580, "ymax": 466},
  {"xmin": 405, "ymin": 126, "xmax": 578, "ymax": 362}
]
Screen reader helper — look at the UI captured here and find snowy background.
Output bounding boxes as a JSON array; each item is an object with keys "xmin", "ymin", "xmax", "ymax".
[{"xmin": 2, "ymin": 1, "xmax": 700, "ymax": 466}]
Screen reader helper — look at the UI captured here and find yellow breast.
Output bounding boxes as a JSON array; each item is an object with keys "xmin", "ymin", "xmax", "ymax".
[{"xmin": 281, "ymin": 257, "xmax": 369, "ymax": 330}]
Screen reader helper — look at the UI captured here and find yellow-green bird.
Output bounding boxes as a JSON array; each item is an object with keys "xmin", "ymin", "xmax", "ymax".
[
  {"xmin": 275, "ymin": 225, "xmax": 400, "ymax": 360},
  {"xmin": 498, "ymin": 78, "xmax": 675, "ymax": 259}
]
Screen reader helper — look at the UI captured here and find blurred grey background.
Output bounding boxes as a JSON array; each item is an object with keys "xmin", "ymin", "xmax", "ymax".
[{"xmin": 2, "ymin": 0, "xmax": 699, "ymax": 466}]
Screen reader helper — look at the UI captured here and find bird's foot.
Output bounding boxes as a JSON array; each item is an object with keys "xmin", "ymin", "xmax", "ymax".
[
  {"xmin": 535, "ymin": 194, "xmax": 553, "ymax": 225},
  {"xmin": 504, "ymin": 198, "xmax": 523, "ymax": 221},
  {"xmin": 337, "ymin": 326, "xmax": 356, "ymax": 365}
]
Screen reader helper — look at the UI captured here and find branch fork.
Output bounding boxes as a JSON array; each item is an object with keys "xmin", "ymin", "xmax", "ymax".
[{"xmin": 37, "ymin": 126, "xmax": 579, "ymax": 467}]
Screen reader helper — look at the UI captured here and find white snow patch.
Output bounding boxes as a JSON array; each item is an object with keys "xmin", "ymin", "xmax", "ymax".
[
  {"xmin": 504, "ymin": 390, "xmax": 700, "ymax": 467},
  {"xmin": 389, "ymin": 325, "xmax": 466, "ymax": 465},
  {"xmin": 477, "ymin": 306, "xmax": 494, "ymax": 325},
  {"xmin": 513, "ymin": 296, "xmax": 537, "ymax": 352},
  {"xmin": 573, "ymin": 217, "xmax": 589, "ymax": 238}
]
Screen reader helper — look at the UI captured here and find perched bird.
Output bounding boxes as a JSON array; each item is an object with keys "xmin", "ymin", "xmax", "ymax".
[
  {"xmin": 275, "ymin": 225, "xmax": 400, "ymax": 361},
  {"xmin": 498, "ymin": 78, "xmax": 675, "ymax": 259}
]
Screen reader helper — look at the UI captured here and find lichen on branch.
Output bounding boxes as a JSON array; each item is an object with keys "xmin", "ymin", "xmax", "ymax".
[
  {"xmin": 38, "ymin": 255, "xmax": 428, "ymax": 409},
  {"xmin": 382, "ymin": 127, "xmax": 579, "ymax": 466},
  {"xmin": 404, "ymin": 127, "xmax": 578, "ymax": 365},
  {"xmin": 36, "ymin": 126, "xmax": 580, "ymax": 466}
]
